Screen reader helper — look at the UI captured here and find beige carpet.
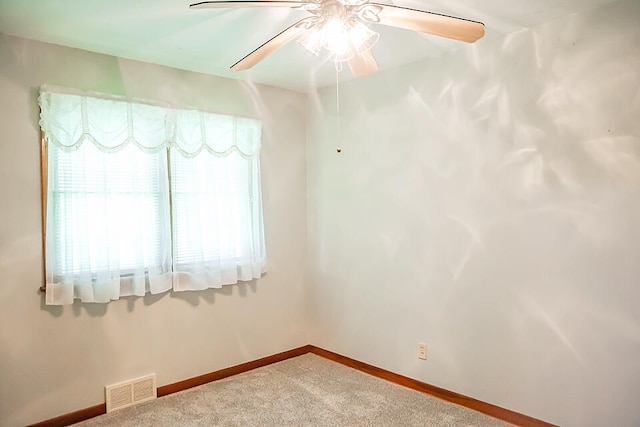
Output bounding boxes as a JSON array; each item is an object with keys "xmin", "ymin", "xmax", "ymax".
[{"xmin": 75, "ymin": 354, "xmax": 513, "ymax": 426}]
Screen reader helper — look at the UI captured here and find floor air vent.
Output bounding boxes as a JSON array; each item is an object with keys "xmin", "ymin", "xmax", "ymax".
[{"xmin": 105, "ymin": 374, "xmax": 157, "ymax": 412}]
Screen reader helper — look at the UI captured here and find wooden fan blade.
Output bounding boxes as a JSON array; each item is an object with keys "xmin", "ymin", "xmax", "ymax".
[
  {"xmin": 190, "ymin": 1, "xmax": 307, "ymax": 9},
  {"xmin": 347, "ymin": 49, "xmax": 378, "ymax": 77},
  {"xmin": 231, "ymin": 18, "xmax": 313, "ymax": 71},
  {"xmin": 370, "ymin": 3, "xmax": 484, "ymax": 43}
]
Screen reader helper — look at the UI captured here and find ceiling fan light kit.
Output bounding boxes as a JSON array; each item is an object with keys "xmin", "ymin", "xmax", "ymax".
[
  {"xmin": 190, "ymin": 0, "xmax": 484, "ymax": 77},
  {"xmin": 298, "ymin": 16, "xmax": 380, "ymax": 62}
]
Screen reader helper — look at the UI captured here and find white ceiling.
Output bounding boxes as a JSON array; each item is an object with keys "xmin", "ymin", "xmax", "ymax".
[{"xmin": 0, "ymin": 0, "xmax": 617, "ymax": 92}]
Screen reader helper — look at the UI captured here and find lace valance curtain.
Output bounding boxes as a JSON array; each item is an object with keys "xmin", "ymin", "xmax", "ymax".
[{"xmin": 39, "ymin": 85, "xmax": 262, "ymax": 157}]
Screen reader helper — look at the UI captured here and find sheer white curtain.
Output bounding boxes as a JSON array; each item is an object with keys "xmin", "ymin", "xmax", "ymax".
[
  {"xmin": 45, "ymin": 143, "xmax": 173, "ymax": 304},
  {"xmin": 39, "ymin": 86, "xmax": 266, "ymax": 305},
  {"xmin": 170, "ymin": 110, "xmax": 266, "ymax": 291}
]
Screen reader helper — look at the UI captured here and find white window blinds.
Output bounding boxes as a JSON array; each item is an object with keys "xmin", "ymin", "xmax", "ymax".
[{"xmin": 39, "ymin": 85, "xmax": 266, "ymax": 305}]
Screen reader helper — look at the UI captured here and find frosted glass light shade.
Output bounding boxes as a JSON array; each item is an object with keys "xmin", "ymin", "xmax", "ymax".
[
  {"xmin": 322, "ymin": 18, "xmax": 356, "ymax": 61},
  {"xmin": 298, "ymin": 29, "xmax": 324, "ymax": 56},
  {"xmin": 349, "ymin": 20, "xmax": 379, "ymax": 53}
]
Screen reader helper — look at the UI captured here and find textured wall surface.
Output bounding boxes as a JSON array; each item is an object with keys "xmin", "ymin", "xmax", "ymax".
[
  {"xmin": 307, "ymin": 1, "xmax": 640, "ymax": 426},
  {"xmin": 0, "ymin": 35, "xmax": 309, "ymax": 427}
]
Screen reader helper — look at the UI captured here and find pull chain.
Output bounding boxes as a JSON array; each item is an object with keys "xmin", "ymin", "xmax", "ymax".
[{"xmin": 335, "ymin": 61, "xmax": 341, "ymax": 153}]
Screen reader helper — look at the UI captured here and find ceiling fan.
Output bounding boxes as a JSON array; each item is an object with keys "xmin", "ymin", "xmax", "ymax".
[{"xmin": 190, "ymin": 0, "xmax": 485, "ymax": 77}]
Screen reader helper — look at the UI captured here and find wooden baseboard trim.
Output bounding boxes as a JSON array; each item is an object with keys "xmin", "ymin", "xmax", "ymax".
[
  {"xmin": 28, "ymin": 344, "xmax": 555, "ymax": 427},
  {"xmin": 27, "ymin": 404, "xmax": 106, "ymax": 427},
  {"xmin": 28, "ymin": 345, "xmax": 312, "ymax": 427},
  {"xmin": 308, "ymin": 346, "xmax": 557, "ymax": 427},
  {"xmin": 157, "ymin": 345, "xmax": 312, "ymax": 397}
]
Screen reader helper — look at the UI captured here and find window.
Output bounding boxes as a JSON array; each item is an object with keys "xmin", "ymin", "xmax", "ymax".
[{"xmin": 39, "ymin": 86, "xmax": 266, "ymax": 305}]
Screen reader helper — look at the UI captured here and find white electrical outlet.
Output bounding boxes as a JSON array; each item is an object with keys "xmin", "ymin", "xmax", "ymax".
[{"xmin": 418, "ymin": 343, "xmax": 427, "ymax": 360}]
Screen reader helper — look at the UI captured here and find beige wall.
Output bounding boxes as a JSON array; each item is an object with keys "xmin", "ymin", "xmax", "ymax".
[
  {"xmin": 0, "ymin": 34, "xmax": 309, "ymax": 426},
  {"xmin": 306, "ymin": 1, "xmax": 640, "ymax": 426}
]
